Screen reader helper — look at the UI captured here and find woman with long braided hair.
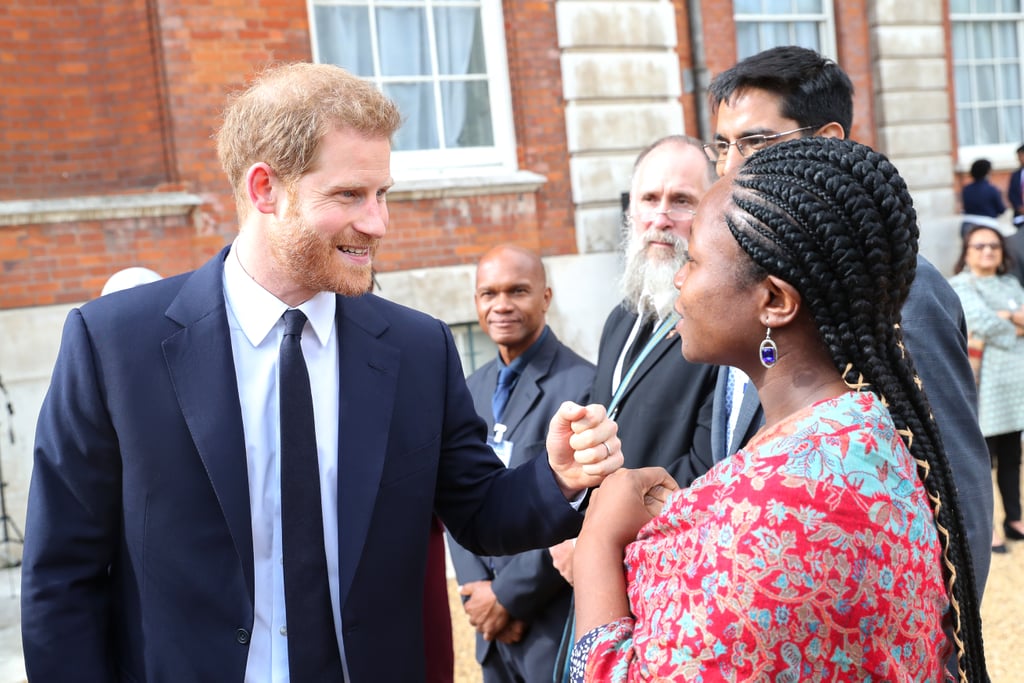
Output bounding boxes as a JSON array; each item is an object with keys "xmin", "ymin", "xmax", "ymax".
[{"xmin": 570, "ymin": 137, "xmax": 986, "ymax": 682}]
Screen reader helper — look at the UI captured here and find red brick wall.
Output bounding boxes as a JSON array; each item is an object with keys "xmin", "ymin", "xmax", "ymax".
[
  {"xmin": 0, "ymin": 214, "xmax": 224, "ymax": 307},
  {"xmin": 0, "ymin": 0, "xmax": 575, "ymax": 309},
  {"xmin": 0, "ymin": 0, "xmax": 171, "ymax": 200},
  {"xmin": 153, "ymin": 0, "xmax": 575, "ymax": 273}
]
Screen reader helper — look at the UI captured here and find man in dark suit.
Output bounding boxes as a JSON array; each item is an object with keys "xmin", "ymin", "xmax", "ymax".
[
  {"xmin": 587, "ymin": 136, "xmax": 719, "ymax": 484},
  {"xmin": 1007, "ymin": 143, "xmax": 1024, "ymax": 224},
  {"xmin": 549, "ymin": 137, "xmax": 719, "ymax": 682},
  {"xmin": 705, "ymin": 45, "xmax": 993, "ymax": 599},
  {"xmin": 20, "ymin": 62, "xmax": 623, "ymax": 683},
  {"xmin": 449, "ymin": 245, "xmax": 595, "ymax": 683}
]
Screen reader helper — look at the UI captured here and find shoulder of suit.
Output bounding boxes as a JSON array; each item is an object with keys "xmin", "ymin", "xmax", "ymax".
[
  {"xmin": 341, "ymin": 292, "xmax": 452, "ymax": 338},
  {"xmin": 551, "ymin": 341, "xmax": 596, "ymax": 372}
]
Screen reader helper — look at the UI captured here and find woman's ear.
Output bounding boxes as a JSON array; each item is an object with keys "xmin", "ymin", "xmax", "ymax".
[{"xmin": 758, "ymin": 274, "xmax": 801, "ymax": 329}]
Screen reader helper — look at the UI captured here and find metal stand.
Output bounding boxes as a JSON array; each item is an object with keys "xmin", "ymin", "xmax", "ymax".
[{"xmin": 0, "ymin": 375, "xmax": 23, "ymax": 568}]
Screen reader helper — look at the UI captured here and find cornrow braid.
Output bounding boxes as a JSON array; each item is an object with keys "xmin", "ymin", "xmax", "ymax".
[{"xmin": 726, "ymin": 137, "xmax": 986, "ymax": 682}]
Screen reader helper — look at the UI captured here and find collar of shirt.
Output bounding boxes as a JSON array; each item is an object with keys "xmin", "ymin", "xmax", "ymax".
[
  {"xmin": 496, "ymin": 325, "xmax": 550, "ymax": 375},
  {"xmin": 224, "ymin": 243, "xmax": 336, "ymax": 346}
]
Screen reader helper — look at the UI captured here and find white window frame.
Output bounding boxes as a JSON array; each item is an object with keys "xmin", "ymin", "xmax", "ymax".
[
  {"xmin": 733, "ymin": 0, "xmax": 837, "ymax": 62},
  {"xmin": 951, "ymin": 1, "xmax": 1024, "ymax": 169},
  {"xmin": 307, "ymin": 0, "xmax": 519, "ymax": 181}
]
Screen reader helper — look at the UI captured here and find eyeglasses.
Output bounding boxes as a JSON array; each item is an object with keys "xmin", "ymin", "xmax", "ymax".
[
  {"xmin": 632, "ymin": 208, "xmax": 697, "ymax": 223},
  {"xmin": 702, "ymin": 126, "xmax": 817, "ymax": 163},
  {"xmin": 968, "ymin": 242, "xmax": 1002, "ymax": 251}
]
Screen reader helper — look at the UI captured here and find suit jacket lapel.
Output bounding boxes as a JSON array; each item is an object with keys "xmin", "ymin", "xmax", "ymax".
[
  {"xmin": 730, "ymin": 383, "xmax": 764, "ymax": 454},
  {"xmin": 162, "ymin": 247, "xmax": 256, "ymax": 602},
  {"xmin": 334, "ymin": 295, "xmax": 400, "ymax": 606},
  {"xmin": 498, "ymin": 333, "xmax": 558, "ymax": 467},
  {"xmin": 710, "ymin": 366, "xmax": 731, "ymax": 464},
  {"xmin": 612, "ymin": 320, "xmax": 680, "ymax": 410}
]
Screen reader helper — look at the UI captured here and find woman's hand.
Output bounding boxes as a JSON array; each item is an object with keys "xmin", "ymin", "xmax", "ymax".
[
  {"xmin": 572, "ymin": 468, "xmax": 680, "ymax": 636},
  {"xmin": 581, "ymin": 467, "xmax": 679, "ymax": 549}
]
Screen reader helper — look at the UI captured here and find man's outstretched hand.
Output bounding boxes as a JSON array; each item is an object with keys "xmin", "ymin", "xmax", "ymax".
[{"xmin": 546, "ymin": 401, "xmax": 622, "ymax": 499}]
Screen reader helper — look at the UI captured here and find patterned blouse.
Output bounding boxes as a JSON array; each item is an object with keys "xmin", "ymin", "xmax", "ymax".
[
  {"xmin": 948, "ymin": 271, "xmax": 1024, "ymax": 436},
  {"xmin": 573, "ymin": 391, "xmax": 951, "ymax": 682}
]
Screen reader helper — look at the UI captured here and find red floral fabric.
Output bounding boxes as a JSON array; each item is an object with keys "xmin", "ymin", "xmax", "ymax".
[{"xmin": 577, "ymin": 391, "xmax": 952, "ymax": 682}]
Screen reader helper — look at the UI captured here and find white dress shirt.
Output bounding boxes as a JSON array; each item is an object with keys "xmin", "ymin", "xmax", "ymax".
[
  {"xmin": 222, "ymin": 245, "xmax": 348, "ymax": 682},
  {"xmin": 612, "ymin": 295, "xmax": 668, "ymax": 394}
]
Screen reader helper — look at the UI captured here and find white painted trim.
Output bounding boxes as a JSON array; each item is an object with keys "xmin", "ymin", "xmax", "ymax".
[{"xmin": 0, "ymin": 192, "xmax": 202, "ymax": 227}]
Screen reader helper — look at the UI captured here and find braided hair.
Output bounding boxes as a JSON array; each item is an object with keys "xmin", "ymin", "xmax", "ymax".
[{"xmin": 726, "ymin": 137, "xmax": 986, "ymax": 682}]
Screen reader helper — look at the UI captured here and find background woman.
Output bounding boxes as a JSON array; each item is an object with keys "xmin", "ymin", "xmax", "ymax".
[
  {"xmin": 571, "ymin": 138, "xmax": 986, "ymax": 681},
  {"xmin": 949, "ymin": 224, "xmax": 1024, "ymax": 552}
]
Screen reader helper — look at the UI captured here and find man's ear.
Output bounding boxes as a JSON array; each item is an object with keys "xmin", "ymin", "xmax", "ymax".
[
  {"xmin": 815, "ymin": 121, "xmax": 846, "ymax": 140},
  {"xmin": 759, "ymin": 274, "xmax": 802, "ymax": 329},
  {"xmin": 245, "ymin": 162, "xmax": 280, "ymax": 215}
]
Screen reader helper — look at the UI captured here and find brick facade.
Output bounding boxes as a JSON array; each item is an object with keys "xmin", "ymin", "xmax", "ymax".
[{"xmin": 0, "ymin": 0, "xmax": 575, "ymax": 309}]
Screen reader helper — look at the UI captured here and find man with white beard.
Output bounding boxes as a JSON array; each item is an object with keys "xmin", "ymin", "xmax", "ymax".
[
  {"xmin": 587, "ymin": 135, "xmax": 718, "ymax": 482},
  {"xmin": 549, "ymin": 137, "xmax": 719, "ymax": 680}
]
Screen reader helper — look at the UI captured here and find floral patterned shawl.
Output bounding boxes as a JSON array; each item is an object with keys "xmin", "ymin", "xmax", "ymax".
[{"xmin": 574, "ymin": 391, "xmax": 951, "ymax": 682}]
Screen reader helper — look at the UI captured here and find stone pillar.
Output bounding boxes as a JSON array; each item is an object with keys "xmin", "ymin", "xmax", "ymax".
[
  {"xmin": 869, "ymin": 2, "xmax": 961, "ymax": 274},
  {"xmin": 555, "ymin": 1, "xmax": 685, "ymax": 255}
]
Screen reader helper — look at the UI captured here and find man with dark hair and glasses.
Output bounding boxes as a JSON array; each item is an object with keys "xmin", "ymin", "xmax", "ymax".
[{"xmin": 702, "ymin": 45, "xmax": 993, "ymax": 603}]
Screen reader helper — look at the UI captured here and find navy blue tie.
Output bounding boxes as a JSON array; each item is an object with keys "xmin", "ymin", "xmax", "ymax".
[
  {"xmin": 491, "ymin": 365, "xmax": 518, "ymax": 423},
  {"xmin": 279, "ymin": 309, "xmax": 344, "ymax": 680}
]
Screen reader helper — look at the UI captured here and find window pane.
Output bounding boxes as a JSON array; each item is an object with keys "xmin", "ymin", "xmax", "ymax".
[
  {"xmin": 759, "ymin": 1, "xmax": 791, "ymax": 14},
  {"xmin": 794, "ymin": 0, "xmax": 823, "ymax": 11},
  {"xmin": 314, "ymin": 5, "xmax": 373, "ymax": 76},
  {"xmin": 1001, "ymin": 106, "xmax": 1022, "ymax": 143},
  {"xmin": 761, "ymin": 22, "xmax": 790, "ymax": 49},
  {"xmin": 442, "ymin": 80, "xmax": 493, "ymax": 147},
  {"xmin": 449, "ymin": 322, "xmax": 495, "ymax": 376},
  {"xmin": 950, "ymin": 0, "xmax": 970, "ymax": 10},
  {"xmin": 734, "ymin": 0, "xmax": 761, "ymax": 12},
  {"xmin": 977, "ymin": 64, "xmax": 997, "ymax": 101},
  {"xmin": 377, "ymin": 7, "xmax": 429, "ymax": 77},
  {"xmin": 978, "ymin": 106, "xmax": 1000, "ymax": 144},
  {"xmin": 952, "ymin": 24, "xmax": 969, "ymax": 57},
  {"xmin": 997, "ymin": 22, "xmax": 1018, "ymax": 57},
  {"xmin": 976, "ymin": 0, "xmax": 997, "ymax": 11},
  {"xmin": 972, "ymin": 23, "xmax": 995, "ymax": 60},
  {"xmin": 958, "ymin": 108, "xmax": 976, "ymax": 146},
  {"xmin": 793, "ymin": 22, "xmax": 821, "ymax": 51},
  {"xmin": 1002, "ymin": 64, "xmax": 1022, "ymax": 99},
  {"xmin": 736, "ymin": 24, "xmax": 760, "ymax": 60},
  {"xmin": 434, "ymin": 7, "xmax": 486, "ymax": 75},
  {"xmin": 386, "ymin": 82, "xmax": 438, "ymax": 151},
  {"xmin": 955, "ymin": 64, "xmax": 973, "ymax": 104}
]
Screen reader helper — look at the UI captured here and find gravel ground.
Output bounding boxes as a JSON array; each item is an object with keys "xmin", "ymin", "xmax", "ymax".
[{"xmin": 450, "ymin": 471, "xmax": 1024, "ymax": 683}]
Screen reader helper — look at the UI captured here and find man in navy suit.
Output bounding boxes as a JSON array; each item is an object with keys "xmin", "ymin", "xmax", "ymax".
[
  {"xmin": 1007, "ymin": 143, "xmax": 1024, "ymax": 224},
  {"xmin": 20, "ymin": 62, "xmax": 622, "ymax": 683},
  {"xmin": 705, "ymin": 45, "xmax": 993, "ymax": 599},
  {"xmin": 449, "ymin": 245, "xmax": 595, "ymax": 683}
]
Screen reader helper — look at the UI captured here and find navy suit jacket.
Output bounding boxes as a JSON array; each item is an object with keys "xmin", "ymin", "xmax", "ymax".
[
  {"xmin": 1008, "ymin": 166, "xmax": 1024, "ymax": 216},
  {"xmin": 21, "ymin": 248, "xmax": 584, "ymax": 683},
  {"xmin": 710, "ymin": 255, "xmax": 993, "ymax": 598},
  {"xmin": 590, "ymin": 303, "xmax": 717, "ymax": 486},
  {"xmin": 447, "ymin": 329, "xmax": 594, "ymax": 675}
]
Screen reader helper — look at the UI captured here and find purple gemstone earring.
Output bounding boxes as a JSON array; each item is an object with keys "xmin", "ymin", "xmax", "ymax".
[{"xmin": 759, "ymin": 327, "xmax": 778, "ymax": 368}]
